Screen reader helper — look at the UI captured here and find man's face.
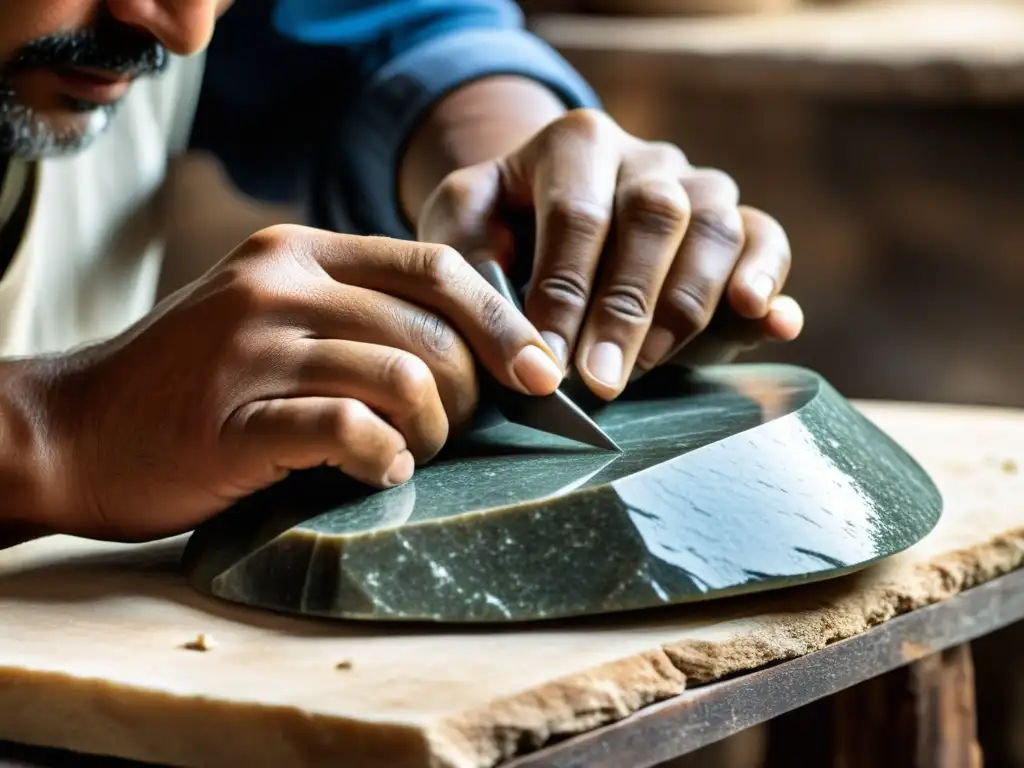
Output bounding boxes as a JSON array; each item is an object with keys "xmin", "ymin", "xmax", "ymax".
[{"xmin": 0, "ymin": 0, "xmax": 233, "ymax": 159}]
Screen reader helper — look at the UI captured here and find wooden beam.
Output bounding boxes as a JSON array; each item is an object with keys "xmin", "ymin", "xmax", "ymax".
[{"xmin": 833, "ymin": 643, "xmax": 983, "ymax": 768}]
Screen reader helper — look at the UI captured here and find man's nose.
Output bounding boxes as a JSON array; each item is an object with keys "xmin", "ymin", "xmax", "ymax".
[{"xmin": 105, "ymin": 0, "xmax": 220, "ymax": 56}]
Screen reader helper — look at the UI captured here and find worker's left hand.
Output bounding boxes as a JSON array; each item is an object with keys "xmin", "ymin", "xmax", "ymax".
[{"xmin": 417, "ymin": 108, "xmax": 804, "ymax": 401}]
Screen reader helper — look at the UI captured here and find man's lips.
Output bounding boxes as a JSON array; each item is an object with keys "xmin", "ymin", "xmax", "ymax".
[{"xmin": 52, "ymin": 66, "xmax": 134, "ymax": 104}]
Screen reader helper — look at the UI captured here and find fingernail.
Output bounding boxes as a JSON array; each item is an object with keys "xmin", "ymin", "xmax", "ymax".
[
  {"xmin": 750, "ymin": 273, "xmax": 775, "ymax": 303},
  {"xmin": 512, "ymin": 345, "xmax": 563, "ymax": 394},
  {"xmin": 768, "ymin": 295, "xmax": 805, "ymax": 341},
  {"xmin": 385, "ymin": 450, "xmax": 415, "ymax": 486},
  {"xmin": 540, "ymin": 331, "xmax": 569, "ymax": 371},
  {"xmin": 586, "ymin": 342, "xmax": 624, "ymax": 389},
  {"xmin": 639, "ymin": 326, "xmax": 676, "ymax": 368}
]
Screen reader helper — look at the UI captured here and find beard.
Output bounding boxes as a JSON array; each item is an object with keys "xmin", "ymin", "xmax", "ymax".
[
  {"xmin": 0, "ymin": 12, "xmax": 169, "ymax": 159},
  {"xmin": 0, "ymin": 83, "xmax": 116, "ymax": 158}
]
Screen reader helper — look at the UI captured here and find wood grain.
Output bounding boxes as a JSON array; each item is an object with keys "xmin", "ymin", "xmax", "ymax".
[{"xmin": 0, "ymin": 401, "xmax": 1022, "ymax": 767}]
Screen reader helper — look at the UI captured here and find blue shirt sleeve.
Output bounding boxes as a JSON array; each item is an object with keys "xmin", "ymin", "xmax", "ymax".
[{"xmin": 189, "ymin": 0, "xmax": 601, "ymax": 239}]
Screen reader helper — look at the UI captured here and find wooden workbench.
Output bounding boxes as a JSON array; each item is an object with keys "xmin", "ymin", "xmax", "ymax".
[{"xmin": 0, "ymin": 400, "xmax": 1022, "ymax": 768}]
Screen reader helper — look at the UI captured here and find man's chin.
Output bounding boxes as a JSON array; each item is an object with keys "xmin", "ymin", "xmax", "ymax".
[{"xmin": 0, "ymin": 103, "xmax": 115, "ymax": 159}]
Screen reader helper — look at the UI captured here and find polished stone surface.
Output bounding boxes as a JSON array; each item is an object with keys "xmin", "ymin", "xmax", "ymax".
[{"xmin": 182, "ymin": 364, "xmax": 943, "ymax": 623}]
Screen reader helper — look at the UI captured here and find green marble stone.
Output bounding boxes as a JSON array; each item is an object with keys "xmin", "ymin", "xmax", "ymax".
[{"xmin": 182, "ymin": 364, "xmax": 942, "ymax": 623}]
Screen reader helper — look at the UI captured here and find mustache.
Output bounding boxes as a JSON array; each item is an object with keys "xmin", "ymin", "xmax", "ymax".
[{"xmin": 6, "ymin": 19, "xmax": 168, "ymax": 79}]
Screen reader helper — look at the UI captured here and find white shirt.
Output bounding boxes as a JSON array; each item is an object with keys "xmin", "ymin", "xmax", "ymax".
[{"xmin": 0, "ymin": 54, "xmax": 206, "ymax": 357}]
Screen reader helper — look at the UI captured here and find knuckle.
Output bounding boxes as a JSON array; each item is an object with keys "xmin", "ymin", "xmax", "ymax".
[
  {"xmin": 747, "ymin": 207, "xmax": 793, "ymax": 261},
  {"xmin": 649, "ymin": 141, "xmax": 689, "ymax": 169},
  {"xmin": 327, "ymin": 400, "xmax": 366, "ymax": 444},
  {"xmin": 554, "ymin": 108, "xmax": 613, "ymax": 143},
  {"xmin": 547, "ymin": 197, "xmax": 610, "ymax": 241},
  {"xmin": 599, "ymin": 282, "xmax": 652, "ymax": 323},
  {"xmin": 618, "ymin": 185, "xmax": 689, "ymax": 237},
  {"xmin": 664, "ymin": 282, "xmax": 714, "ymax": 333},
  {"xmin": 688, "ymin": 209, "xmax": 745, "ymax": 251},
  {"xmin": 477, "ymin": 291, "xmax": 515, "ymax": 341},
  {"xmin": 422, "ymin": 165, "xmax": 498, "ymax": 248},
  {"xmin": 535, "ymin": 269, "xmax": 592, "ymax": 311},
  {"xmin": 693, "ymin": 168, "xmax": 741, "ymax": 203},
  {"xmin": 431, "ymin": 169, "xmax": 480, "ymax": 224},
  {"xmin": 383, "ymin": 353, "xmax": 434, "ymax": 411},
  {"xmin": 241, "ymin": 223, "xmax": 307, "ymax": 257},
  {"xmin": 415, "ymin": 243, "xmax": 467, "ymax": 288},
  {"xmin": 409, "ymin": 310, "xmax": 460, "ymax": 360},
  {"xmin": 229, "ymin": 224, "xmax": 323, "ymax": 289}
]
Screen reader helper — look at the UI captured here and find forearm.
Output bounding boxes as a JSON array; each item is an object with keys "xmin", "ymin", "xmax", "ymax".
[
  {"xmin": 0, "ymin": 360, "xmax": 61, "ymax": 548},
  {"xmin": 398, "ymin": 75, "xmax": 568, "ymax": 227}
]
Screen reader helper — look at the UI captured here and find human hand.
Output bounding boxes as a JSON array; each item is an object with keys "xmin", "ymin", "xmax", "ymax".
[
  {"xmin": 29, "ymin": 226, "xmax": 563, "ymax": 541},
  {"xmin": 417, "ymin": 108, "xmax": 804, "ymax": 400}
]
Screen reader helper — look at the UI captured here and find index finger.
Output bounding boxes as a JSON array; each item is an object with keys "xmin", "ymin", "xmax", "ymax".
[
  {"xmin": 509, "ymin": 111, "xmax": 622, "ymax": 372},
  {"xmin": 273, "ymin": 226, "xmax": 564, "ymax": 397}
]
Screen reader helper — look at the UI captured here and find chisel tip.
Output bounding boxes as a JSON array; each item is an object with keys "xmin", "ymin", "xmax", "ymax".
[{"xmin": 549, "ymin": 393, "xmax": 622, "ymax": 452}]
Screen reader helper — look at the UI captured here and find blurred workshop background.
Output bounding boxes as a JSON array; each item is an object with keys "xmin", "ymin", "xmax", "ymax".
[{"xmin": 512, "ymin": 0, "xmax": 1024, "ymax": 765}]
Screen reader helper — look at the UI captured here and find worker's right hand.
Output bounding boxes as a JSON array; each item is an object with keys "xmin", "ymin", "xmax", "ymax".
[{"xmin": 21, "ymin": 225, "xmax": 564, "ymax": 542}]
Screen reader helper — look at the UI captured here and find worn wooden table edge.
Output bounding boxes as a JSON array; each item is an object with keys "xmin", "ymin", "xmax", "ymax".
[
  {"xmin": 5, "ymin": 567, "xmax": 1021, "ymax": 768},
  {"xmin": 505, "ymin": 566, "xmax": 1024, "ymax": 768}
]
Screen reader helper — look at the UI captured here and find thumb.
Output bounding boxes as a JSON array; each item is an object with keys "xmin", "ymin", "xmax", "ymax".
[{"xmin": 418, "ymin": 161, "xmax": 508, "ymax": 265}]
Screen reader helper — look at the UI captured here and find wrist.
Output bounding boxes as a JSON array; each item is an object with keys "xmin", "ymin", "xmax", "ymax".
[{"xmin": 0, "ymin": 358, "xmax": 75, "ymax": 539}]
